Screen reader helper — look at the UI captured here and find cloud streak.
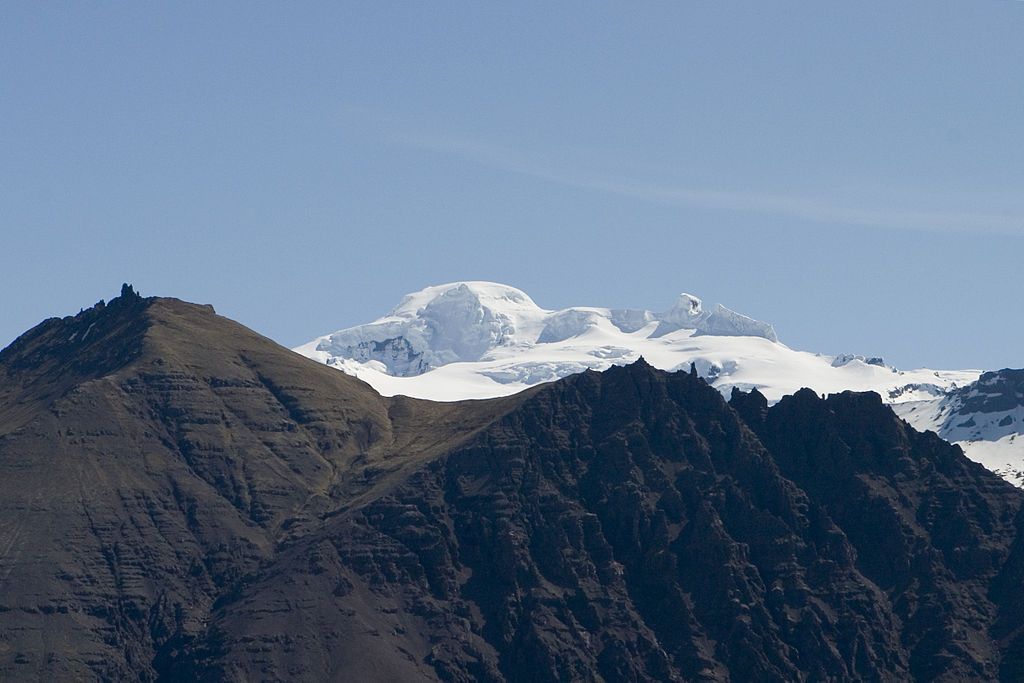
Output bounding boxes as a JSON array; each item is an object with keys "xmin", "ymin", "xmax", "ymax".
[{"xmin": 395, "ymin": 133, "xmax": 1024, "ymax": 236}]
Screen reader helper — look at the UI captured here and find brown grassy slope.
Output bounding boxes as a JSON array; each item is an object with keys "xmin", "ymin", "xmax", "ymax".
[{"xmin": 0, "ymin": 293, "xmax": 527, "ymax": 681}]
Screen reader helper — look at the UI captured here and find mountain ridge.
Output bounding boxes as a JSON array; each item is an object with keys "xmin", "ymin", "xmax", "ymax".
[
  {"xmin": 0, "ymin": 289, "xmax": 531, "ymax": 680},
  {"xmin": 296, "ymin": 281, "xmax": 1024, "ymax": 484},
  {"xmin": 2, "ymin": 288, "xmax": 1024, "ymax": 680}
]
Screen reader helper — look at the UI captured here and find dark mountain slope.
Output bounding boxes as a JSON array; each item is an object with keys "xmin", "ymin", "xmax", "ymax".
[
  {"xmin": 734, "ymin": 387, "xmax": 1023, "ymax": 681},
  {"xmin": 226, "ymin": 361, "xmax": 907, "ymax": 682},
  {"xmin": 0, "ymin": 290, "xmax": 525, "ymax": 681},
  {"xmin": 1, "ymin": 290, "xmax": 1022, "ymax": 681}
]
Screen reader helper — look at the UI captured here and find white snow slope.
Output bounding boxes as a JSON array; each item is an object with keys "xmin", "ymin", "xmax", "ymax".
[
  {"xmin": 297, "ymin": 282, "xmax": 1024, "ymax": 482},
  {"xmin": 894, "ymin": 370, "xmax": 1024, "ymax": 486},
  {"xmin": 295, "ymin": 280, "xmax": 978, "ymax": 403}
]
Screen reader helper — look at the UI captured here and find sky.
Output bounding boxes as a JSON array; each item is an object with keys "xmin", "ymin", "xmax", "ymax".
[{"xmin": 2, "ymin": 1, "xmax": 1023, "ymax": 370}]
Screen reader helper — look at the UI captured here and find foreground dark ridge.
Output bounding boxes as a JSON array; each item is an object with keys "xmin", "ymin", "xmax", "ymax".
[{"xmin": 1, "ymin": 289, "xmax": 1023, "ymax": 681}]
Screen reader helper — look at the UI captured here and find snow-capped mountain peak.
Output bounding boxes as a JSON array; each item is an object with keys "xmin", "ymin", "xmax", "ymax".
[
  {"xmin": 658, "ymin": 293, "xmax": 704, "ymax": 327},
  {"xmin": 295, "ymin": 282, "xmax": 785, "ymax": 382},
  {"xmin": 388, "ymin": 281, "xmax": 541, "ymax": 326},
  {"xmin": 294, "ymin": 281, "xmax": 974, "ymax": 404},
  {"xmin": 296, "ymin": 282, "xmax": 547, "ymax": 377}
]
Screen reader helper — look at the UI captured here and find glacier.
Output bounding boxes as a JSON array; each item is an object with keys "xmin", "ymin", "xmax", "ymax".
[{"xmin": 295, "ymin": 281, "xmax": 976, "ymax": 403}]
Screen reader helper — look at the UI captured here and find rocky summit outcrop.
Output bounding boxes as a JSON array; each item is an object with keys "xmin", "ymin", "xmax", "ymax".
[{"xmin": 1, "ymin": 290, "xmax": 1023, "ymax": 681}]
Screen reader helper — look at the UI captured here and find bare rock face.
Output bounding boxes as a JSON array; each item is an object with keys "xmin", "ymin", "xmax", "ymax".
[
  {"xmin": 743, "ymin": 388, "xmax": 1022, "ymax": 681},
  {"xmin": 0, "ymin": 292, "xmax": 1022, "ymax": 681}
]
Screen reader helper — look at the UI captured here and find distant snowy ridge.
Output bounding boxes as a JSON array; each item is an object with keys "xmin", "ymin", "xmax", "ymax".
[
  {"xmin": 295, "ymin": 280, "xmax": 976, "ymax": 400},
  {"xmin": 894, "ymin": 369, "xmax": 1024, "ymax": 486},
  {"xmin": 298, "ymin": 282, "xmax": 779, "ymax": 380}
]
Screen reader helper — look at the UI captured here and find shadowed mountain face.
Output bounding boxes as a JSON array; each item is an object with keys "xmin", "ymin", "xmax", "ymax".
[{"xmin": 1, "ymin": 291, "xmax": 1023, "ymax": 682}]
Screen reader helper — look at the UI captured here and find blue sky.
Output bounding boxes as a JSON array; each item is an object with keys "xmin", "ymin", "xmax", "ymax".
[{"xmin": 2, "ymin": 2, "xmax": 1022, "ymax": 370}]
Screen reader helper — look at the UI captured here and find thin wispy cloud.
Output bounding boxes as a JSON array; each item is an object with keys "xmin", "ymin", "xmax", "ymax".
[{"xmin": 395, "ymin": 133, "xmax": 1024, "ymax": 236}]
